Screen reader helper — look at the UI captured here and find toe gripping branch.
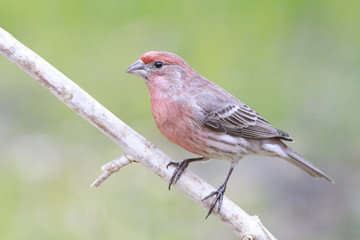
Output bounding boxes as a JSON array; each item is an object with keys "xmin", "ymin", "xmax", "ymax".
[
  {"xmin": 166, "ymin": 157, "xmax": 205, "ymax": 190},
  {"xmin": 201, "ymin": 161, "xmax": 237, "ymax": 218},
  {"xmin": 202, "ymin": 182, "xmax": 227, "ymax": 219}
]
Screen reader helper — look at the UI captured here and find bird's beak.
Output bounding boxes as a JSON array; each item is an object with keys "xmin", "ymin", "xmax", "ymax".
[{"xmin": 126, "ymin": 59, "xmax": 147, "ymax": 78}]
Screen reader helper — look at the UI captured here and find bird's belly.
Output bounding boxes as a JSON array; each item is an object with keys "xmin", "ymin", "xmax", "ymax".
[
  {"xmin": 158, "ymin": 119, "xmax": 257, "ymax": 161},
  {"xmin": 195, "ymin": 132, "xmax": 257, "ymax": 160}
]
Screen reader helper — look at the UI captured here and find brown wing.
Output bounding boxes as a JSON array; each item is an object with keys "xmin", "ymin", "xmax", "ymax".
[{"xmin": 202, "ymin": 104, "xmax": 292, "ymax": 141}]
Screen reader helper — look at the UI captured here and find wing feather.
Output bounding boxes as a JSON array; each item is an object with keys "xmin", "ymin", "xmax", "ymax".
[{"xmin": 202, "ymin": 104, "xmax": 292, "ymax": 141}]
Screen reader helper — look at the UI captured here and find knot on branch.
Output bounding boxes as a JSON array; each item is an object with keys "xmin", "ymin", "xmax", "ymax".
[{"xmin": 242, "ymin": 233, "xmax": 255, "ymax": 240}]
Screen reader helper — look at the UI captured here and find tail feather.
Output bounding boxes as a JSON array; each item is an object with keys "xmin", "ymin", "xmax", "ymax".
[
  {"xmin": 283, "ymin": 144, "xmax": 334, "ymax": 183},
  {"xmin": 261, "ymin": 139, "xmax": 334, "ymax": 183}
]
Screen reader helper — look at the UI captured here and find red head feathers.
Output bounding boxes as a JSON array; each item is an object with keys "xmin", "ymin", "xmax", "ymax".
[{"xmin": 140, "ymin": 51, "xmax": 190, "ymax": 69}]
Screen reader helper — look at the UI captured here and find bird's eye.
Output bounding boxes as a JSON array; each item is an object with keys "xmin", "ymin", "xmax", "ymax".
[{"xmin": 154, "ymin": 61, "xmax": 163, "ymax": 68}]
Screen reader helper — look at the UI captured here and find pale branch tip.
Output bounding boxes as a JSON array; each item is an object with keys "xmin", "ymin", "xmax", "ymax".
[
  {"xmin": 91, "ymin": 156, "xmax": 133, "ymax": 188},
  {"xmin": 0, "ymin": 27, "xmax": 276, "ymax": 240}
]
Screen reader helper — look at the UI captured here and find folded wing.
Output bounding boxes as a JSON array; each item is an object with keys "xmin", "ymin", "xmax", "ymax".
[{"xmin": 202, "ymin": 104, "xmax": 292, "ymax": 141}]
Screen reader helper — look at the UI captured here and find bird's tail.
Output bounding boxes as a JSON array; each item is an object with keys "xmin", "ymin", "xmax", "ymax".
[
  {"xmin": 262, "ymin": 140, "xmax": 334, "ymax": 183},
  {"xmin": 282, "ymin": 143, "xmax": 334, "ymax": 183}
]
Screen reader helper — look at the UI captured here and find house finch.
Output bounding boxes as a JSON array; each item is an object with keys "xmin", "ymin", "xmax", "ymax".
[{"xmin": 126, "ymin": 51, "xmax": 333, "ymax": 218}]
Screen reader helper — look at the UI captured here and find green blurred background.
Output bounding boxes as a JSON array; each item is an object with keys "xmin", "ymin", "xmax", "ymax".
[{"xmin": 0, "ymin": 0, "xmax": 359, "ymax": 239}]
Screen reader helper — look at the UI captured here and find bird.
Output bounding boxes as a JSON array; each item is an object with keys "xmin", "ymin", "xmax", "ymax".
[{"xmin": 126, "ymin": 51, "xmax": 333, "ymax": 218}]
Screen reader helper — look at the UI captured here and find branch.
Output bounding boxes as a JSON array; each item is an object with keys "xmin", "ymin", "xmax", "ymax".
[
  {"xmin": 0, "ymin": 27, "xmax": 276, "ymax": 240},
  {"xmin": 91, "ymin": 156, "xmax": 133, "ymax": 187}
]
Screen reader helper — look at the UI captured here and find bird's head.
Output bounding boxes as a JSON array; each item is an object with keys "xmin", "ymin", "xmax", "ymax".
[{"xmin": 126, "ymin": 51, "xmax": 197, "ymax": 98}]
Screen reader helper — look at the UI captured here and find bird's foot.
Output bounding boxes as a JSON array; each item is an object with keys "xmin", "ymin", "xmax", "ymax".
[
  {"xmin": 166, "ymin": 159, "xmax": 191, "ymax": 190},
  {"xmin": 166, "ymin": 157, "xmax": 205, "ymax": 190},
  {"xmin": 202, "ymin": 183, "xmax": 226, "ymax": 219}
]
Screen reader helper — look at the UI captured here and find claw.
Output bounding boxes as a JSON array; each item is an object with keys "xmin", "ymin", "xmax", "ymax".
[
  {"xmin": 166, "ymin": 157, "xmax": 205, "ymax": 190},
  {"xmin": 166, "ymin": 161, "xmax": 177, "ymax": 169},
  {"xmin": 202, "ymin": 183, "xmax": 226, "ymax": 219},
  {"xmin": 167, "ymin": 160, "xmax": 189, "ymax": 190},
  {"xmin": 201, "ymin": 161, "xmax": 237, "ymax": 219}
]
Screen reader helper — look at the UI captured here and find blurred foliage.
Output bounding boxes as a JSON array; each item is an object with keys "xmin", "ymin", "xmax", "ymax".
[{"xmin": 0, "ymin": 0, "xmax": 359, "ymax": 239}]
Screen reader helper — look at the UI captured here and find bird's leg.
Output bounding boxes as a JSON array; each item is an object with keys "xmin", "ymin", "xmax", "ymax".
[
  {"xmin": 202, "ymin": 161, "xmax": 238, "ymax": 219},
  {"xmin": 167, "ymin": 157, "xmax": 206, "ymax": 190}
]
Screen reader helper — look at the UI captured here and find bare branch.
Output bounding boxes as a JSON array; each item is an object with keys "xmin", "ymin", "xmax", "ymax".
[
  {"xmin": 91, "ymin": 156, "xmax": 133, "ymax": 187},
  {"xmin": 0, "ymin": 27, "xmax": 276, "ymax": 240}
]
